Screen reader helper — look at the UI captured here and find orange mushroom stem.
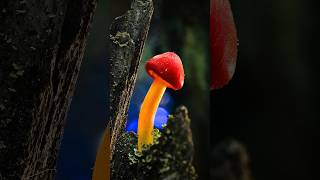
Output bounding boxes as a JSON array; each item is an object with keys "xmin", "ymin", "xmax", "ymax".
[{"xmin": 137, "ymin": 78, "xmax": 166, "ymax": 151}]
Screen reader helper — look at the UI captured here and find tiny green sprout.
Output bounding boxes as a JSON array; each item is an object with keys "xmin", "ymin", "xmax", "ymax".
[{"xmin": 152, "ymin": 129, "xmax": 161, "ymax": 145}]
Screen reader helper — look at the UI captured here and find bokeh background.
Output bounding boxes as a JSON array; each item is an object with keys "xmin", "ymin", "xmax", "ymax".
[
  {"xmin": 212, "ymin": 0, "xmax": 320, "ymax": 180},
  {"xmin": 56, "ymin": 0, "xmax": 210, "ymax": 179}
]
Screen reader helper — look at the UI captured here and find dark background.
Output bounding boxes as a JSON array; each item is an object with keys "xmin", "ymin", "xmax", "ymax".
[{"xmin": 212, "ymin": 0, "xmax": 320, "ymax": 180}]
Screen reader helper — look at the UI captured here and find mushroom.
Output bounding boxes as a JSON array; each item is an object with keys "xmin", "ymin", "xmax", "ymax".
[{"xmin": 137, "ymin": 52, "xmax": 184, "ymax": 152}]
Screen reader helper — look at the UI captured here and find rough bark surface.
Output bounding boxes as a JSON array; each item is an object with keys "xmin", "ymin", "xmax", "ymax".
[
  {"xmin": 0, "ymin": 0, "xmax": 97, "ymax": 179},
  {"xmin": 111, "ymin": 106, "xmax": 197, "ymax": 180},
  {"xmin": 108, "ymin": 0, "xmax": 153, "ymax": 157}
]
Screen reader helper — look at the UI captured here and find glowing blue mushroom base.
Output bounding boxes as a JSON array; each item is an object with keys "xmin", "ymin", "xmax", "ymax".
[{"xmin": 126, "ymin": 107, "xmax": 169, "ymax": 133}]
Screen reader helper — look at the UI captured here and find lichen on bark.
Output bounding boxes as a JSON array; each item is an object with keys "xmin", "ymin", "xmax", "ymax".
[
  {"xmin": 111, "ymin": 106, "xmax": 197, "ymax": 180},
  {"xmin": 108, "ymin": 0, "xmax": 154, "ymax": 157}
]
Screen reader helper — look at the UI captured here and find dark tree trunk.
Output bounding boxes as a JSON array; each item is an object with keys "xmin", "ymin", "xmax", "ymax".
[
  {"xmin": 0, "ymin": 0, "xmax": 97, "ymax": 179},
  {"xmin": 108, "ymin": 0, "xmax": 153, "ymax": 157}
]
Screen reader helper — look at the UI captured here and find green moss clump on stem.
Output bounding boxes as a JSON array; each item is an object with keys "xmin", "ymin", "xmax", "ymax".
[{"xmin": 111, "ymin": 106, "xmax": 197, "ymax": 179}]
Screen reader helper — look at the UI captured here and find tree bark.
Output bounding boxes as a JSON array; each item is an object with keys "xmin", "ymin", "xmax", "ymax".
[
  {"xmin": 108, "ymin": 0, "xmax": 153, "ymax": 157},
  {"xmin": 111, "ymin": 106, "xmax": 197, "ymax": 180},
  {"xmin": 0, "ymin": 0, "xmax": 97, "ymax": 179}
]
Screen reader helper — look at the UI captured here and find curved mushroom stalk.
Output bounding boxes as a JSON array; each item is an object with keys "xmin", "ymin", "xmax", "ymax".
[
  {"xmin": 137, "ymin": 52, "xmax": 184, "ymax": 152},
  {"xmin": 138, "ymin": 79, "xmax": 166, "ymax": 151}
]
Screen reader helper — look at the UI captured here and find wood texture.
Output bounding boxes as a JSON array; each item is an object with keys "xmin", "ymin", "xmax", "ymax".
[
  {"xmin": 0, "ymin": 0, "xmax": 97, "ymax": 179},
  {"xmin": 111, "ymin": 106, "xmax": 197, "ymax": 179},
  {"xmin": 108, "ymin": 0, "xmax": 154, "ymax": 157}
]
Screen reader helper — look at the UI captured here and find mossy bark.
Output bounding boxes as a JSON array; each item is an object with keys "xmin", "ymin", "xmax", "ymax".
[
  {"xmin": 108, "ymin": 0, "xmax": 154, "ymax": 157},
  {"xmin": 0, "ymin": 0, "xmax": 97, "ymax": 179},
  {"xmin": 111, "ymin": 106, "xmax": 197, "ymax": 180}
]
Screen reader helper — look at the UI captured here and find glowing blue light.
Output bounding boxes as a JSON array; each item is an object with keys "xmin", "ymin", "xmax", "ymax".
[
  {"xmin": 126, "ymin": 118, "xmax": 138, "ymax": 133},
  {"xmin": 126, "ymin": 107, "xmax": 169, "ymax": 133},
  {"xmin": 153, "ymin": 107, "xmax": 169, "ymax": 129}
]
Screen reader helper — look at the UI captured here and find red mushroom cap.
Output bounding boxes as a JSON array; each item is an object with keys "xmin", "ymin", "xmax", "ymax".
[
  {"xmin": 211, "ymin": 0, "xmax": 238, "ymax": 89},
  {"xmin": 145, "ymin": 52, "xmax": 184, "ymax": 90}
]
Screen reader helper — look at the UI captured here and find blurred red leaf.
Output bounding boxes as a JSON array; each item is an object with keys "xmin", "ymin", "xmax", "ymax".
[{"xmin": 210, "ymin": 0, "xmax": 238, "ymax": 89}]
